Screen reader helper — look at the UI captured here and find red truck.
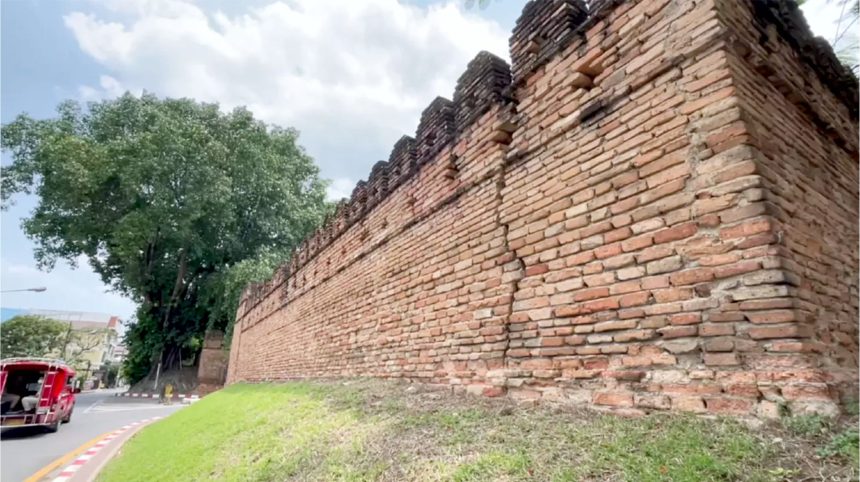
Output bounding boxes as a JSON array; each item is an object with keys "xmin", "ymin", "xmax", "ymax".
[{"xmin": 0, "ymin": 358, "xmax": 78, "ymax": 432}]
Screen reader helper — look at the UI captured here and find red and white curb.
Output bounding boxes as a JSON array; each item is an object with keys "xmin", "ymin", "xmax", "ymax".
[
  {"xmin": 115, "ymin": 392, "xmax": 195, "ymax": 399},
  {"xmin": 51, "ymin": 417, "xmax": 162, "ymax": 482}
]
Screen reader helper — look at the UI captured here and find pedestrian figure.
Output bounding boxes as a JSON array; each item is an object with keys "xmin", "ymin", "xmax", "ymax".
[{"xmin": 164, "ymin": 383, "xmax": 173, "ymax": 405}]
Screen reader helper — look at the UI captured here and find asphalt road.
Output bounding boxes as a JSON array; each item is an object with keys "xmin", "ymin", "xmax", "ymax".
[{"xmin": 0, "ymin": 389, "xmax": 183, "ymax": 482}]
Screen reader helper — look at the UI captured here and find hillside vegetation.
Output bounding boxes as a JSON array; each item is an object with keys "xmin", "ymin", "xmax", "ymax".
[{"xmin": 99, "ymin": 380, "xmax": 858, "ymax": 482}]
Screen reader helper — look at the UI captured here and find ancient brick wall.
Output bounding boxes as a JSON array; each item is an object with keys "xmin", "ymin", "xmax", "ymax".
[
  {"xmin": 197, "ymin": 330, "xmax": 229, "ymax": 395},
  {"xmin": 228, "ymin": 0, "xmax": 858, "ymax": 417},
  {"xmin": 717, "ymin": 1, "xmax": 859, "ymax": 407}
]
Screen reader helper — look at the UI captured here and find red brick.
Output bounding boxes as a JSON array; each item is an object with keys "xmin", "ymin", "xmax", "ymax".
[
  {"xmin": 657, "ymin": 326, "xmax": 697, "ymax": 339},
  {"xmin": 582, "ymin": 357, "xmax": 609, "ymax": 370},
  {"xmin": 482, "ymin": 386, "xmax": 506, "ymax": 397},
  {"xmin": 719, "ymin": 217, "xmax": 774, "ymax": 240},
  {"xmin": 697, "ymin": 252, "xmax": 741, "ymax": 266},
  {"xmin": 540, "ymin": 337, "xmax": 565, "ymax": 347},
  {"xmin": 581, "ymin": 297, "xmax": 620, "ymax": 313},
  {"xmin": 725, "ymin": 384, "xmax": 760, "ymax": 398},
  {"xmin": 637, "ymin": 245, "xmax": 675, "ymax": 264},
  {"xmin": 708, "ymin": 311, "xmax": 744, "ymax": 322},
  {"xmin": 748, "ymin": 325, "xmax": 811, "ymax": 340},
  {"xmin": 746, "ymin": 310, "xmax": 798, "ymax": 324},
  {"xmin": 653, "ymin": 222, "xmax": 697, "ymax": 244},
  {"xmin": 554, "ymin": 306, "xmax": 579, "ymax": 317},
  {"xmin": 704, "ymin": 397, "xmax": 755, "ymax": 415},
  {"xmin": 574, "ymin": 287, "xmax": 610, "ymax": 302},
  {"xmin": 605, "ymin": 227, "xmax": 633, "ymax": 243},
  {"xmin": 641, "ymin": 275, "xmax": 669, "ymax": 289},
  {"xmin": 615, "ymin": 330, "xmax": 655, "ymax": 342},
  {"xmin": 595, "ymin": 242, "xmax": 623, "ymax": 259},
  {"xmin": 669, "ymin": 312, "xmax": 700, "ymax": 325},
  {"xmin": 738, "ymin": 298, "xmax": 794, "ymax": 310},
  {"xmin": 521, "ymin": 358, "xmax": 553, "ymax": 370},
  {"xmin": 525, "ymin": 263, "xmax": 550, "ymax": 276},
  {"xmin": 679, "ymin": 86, "xmax": 736, "ymax": 115},
  {"xmin": 781, "ymin": 384, "xmax": 832, "ymax": 401},
  {"xmin": 619, "ymin": 291, "xmax": 651, "ymax": 307},
  {"xmin": 566, "ymin": 251, "xmax": 595, "ymax": 266},
  {"xmin": 713, "ymin": 260, "xmax": 761, "ymax": 279},
  {"xmin": 670, "ymin": 268, "xmax": 714, "ymax": 286},
  {"xmin": 594, "ymin": 319, "xmax": 637, "ymax": 332},
  {"xmin": 593, "ymin": 391, "xmax": 634, "ymax": 407},
  {"xmin": 621, "ymin": 234, "xmax": 654, "ymax": 252}
]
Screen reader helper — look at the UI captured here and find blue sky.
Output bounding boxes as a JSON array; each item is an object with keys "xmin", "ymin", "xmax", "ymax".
[{"xmin": 0, "ymin": 0, "xmax": 846, "ymax": 321}]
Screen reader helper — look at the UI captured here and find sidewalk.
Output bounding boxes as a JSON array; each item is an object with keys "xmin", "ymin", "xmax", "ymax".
[{"xmin": 43, "ymin": 417, "xmax": 161, "ymax": 482}]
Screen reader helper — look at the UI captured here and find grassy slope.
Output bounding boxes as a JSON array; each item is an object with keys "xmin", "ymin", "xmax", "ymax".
[{"xmin": 98, "ymin": 381, "xmax": 858, "ymax": 482}]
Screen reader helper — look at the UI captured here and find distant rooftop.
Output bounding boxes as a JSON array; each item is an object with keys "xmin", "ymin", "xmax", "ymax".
[{"xmin": 1, "ymin": 308, "xmax": 121, "ymax": 329}]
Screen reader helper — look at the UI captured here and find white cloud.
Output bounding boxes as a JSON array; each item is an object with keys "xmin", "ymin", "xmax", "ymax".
[
  {"xmin": 326, "ymin": 177, "xmax": 356, "ymax": 202},
  {"xmin": 63, "ymin": 0, "xmax": 509, "ymax": 182},
  {"xmin": 3, "ymin": 261, "xmax": 41, "ymax": 276},
  {"xmin": 79, "ymin": 74, "xmax": 131, "ymax": 100}
]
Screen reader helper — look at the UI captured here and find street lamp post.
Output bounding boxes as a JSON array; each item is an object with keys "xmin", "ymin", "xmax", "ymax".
[{"xmin": 0, "ymin": 287, "xmax": 47, "ymax": 293}]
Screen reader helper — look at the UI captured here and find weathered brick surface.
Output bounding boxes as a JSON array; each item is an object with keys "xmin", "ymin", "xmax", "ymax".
[
  {"xmin": 227, "ymin": 0, "xmax": 858, "ymax": 417},
  {"xmin": 197, "ymin": 331, "xmax": 228, "ymax": 395},
  {"xmin": 716, "ymin": 0, "xmax": 860, "ymax": 411}
]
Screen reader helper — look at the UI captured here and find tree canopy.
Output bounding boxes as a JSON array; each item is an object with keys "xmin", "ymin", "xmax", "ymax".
[
  {"xmin": 2, "ymin": 93, "xmax": 331, "ymax": 382},
  {"xmin": 0, "ymin": 315, "xmax": 68, "ymax": 358}
]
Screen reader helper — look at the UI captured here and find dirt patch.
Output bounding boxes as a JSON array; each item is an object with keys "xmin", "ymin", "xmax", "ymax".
[
  {"xmin": 128, "ymin": 366, "xmax": 199, "ymax": 394},
  {"xmin": 100, "ymin": 378, "xmax": 859, "ymax": 482},
  {"xmin": 314, "ymin": 378, "xmax": 859, "ymax": 481}
]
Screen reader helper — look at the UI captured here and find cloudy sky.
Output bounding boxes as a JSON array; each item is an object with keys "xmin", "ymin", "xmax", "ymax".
[{"xmin": 0, "ymin": 0, "xmax": 849, "ymax": 321}]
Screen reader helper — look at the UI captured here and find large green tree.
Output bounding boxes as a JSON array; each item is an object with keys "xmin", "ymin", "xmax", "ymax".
[
  {"xmin": 2, "ymin": 93, "xmax": 331, "ymax": 383},
  {"xmin": 0, "ymin": 315, "xmax": 68, "ymax": 358}
]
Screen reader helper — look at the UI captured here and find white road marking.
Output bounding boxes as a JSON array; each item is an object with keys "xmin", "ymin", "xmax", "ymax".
[
  {"xmin": 85, "ymin": 404, "xmax": 178, "ymax": 413},
  {"xmin": 50, "ymin": 417, "xmax": 163, "ymax": 482},
  {"xmin": 83, "ymin": 399, "xmax": 104, "ymax": 414}
]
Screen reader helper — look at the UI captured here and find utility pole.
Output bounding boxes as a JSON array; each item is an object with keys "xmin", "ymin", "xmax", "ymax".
[{"xmin": 153, "ymin": 354, "xmax": 162, "ymax": 391}]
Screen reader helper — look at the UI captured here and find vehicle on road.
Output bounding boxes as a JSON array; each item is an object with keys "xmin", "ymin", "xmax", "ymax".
[{"xmin": 0, "ymin": 358, "xmax": 78, "ymax": 432}]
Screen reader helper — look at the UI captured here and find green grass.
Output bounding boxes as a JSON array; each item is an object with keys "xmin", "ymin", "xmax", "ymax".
[
  {"xmin": 780, "ymin": 413, "xmax": 860, "ymax": 468},
  {"xmin": 99, "ymin": 383, "xmax": 390, "ymax": 481},
  {"xmin": 781, "ymin": 413, "xmax": 832, "ymax": 437},
  {"xmin": 450, "ymin": 449, "xmax": 531, "ymax": 481},
  {"xmin": 98, "ymin": 381, "xmax": 857, "ymax": 482},
  {"xmin": 818, "ymin": 427, "xmax": 860, "ymax": 466}
]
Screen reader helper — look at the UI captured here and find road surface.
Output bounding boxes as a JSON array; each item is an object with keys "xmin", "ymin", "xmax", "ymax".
[{"xmin": 1, "ymin": 389, "xmax": 183, "ymax": 482}]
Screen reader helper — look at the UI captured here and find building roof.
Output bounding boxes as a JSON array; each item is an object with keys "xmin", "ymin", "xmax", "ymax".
[{"xmin": 1, "ymin": 308, "xmax": 121, "ymax": 330}]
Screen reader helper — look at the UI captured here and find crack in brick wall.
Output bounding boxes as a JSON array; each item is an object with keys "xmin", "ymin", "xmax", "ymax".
[{"xmin": 227, "ymin": 0, "xmax": 858, "ymax": 417}]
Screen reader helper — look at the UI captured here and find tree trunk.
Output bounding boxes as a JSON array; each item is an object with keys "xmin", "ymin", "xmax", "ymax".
[
  {"xmin": 154, "ymin": 247, "xmax": 188, "ymax": 386},
  {"xmin": 164, "ymin": 346, "xmax": 179, "ymax": 371},
  {"xmin": 161, "ymin": 248, "xmax": 188, "ymax": 333}
]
